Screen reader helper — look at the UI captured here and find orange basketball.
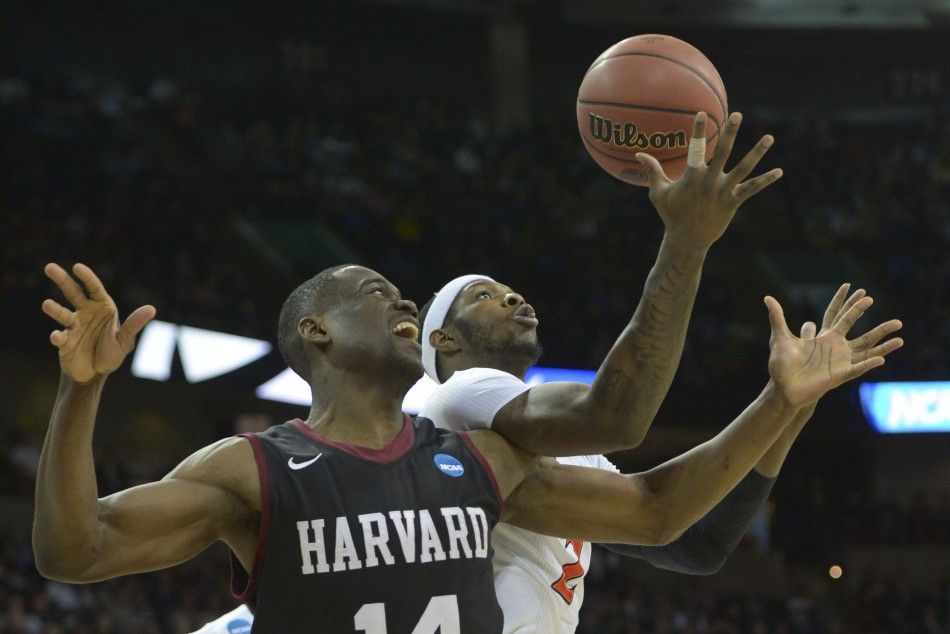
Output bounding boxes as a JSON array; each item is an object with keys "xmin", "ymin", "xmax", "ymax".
[{"xmin": 577, "ymin": 34, "xmax": 728, "ymax": 186}]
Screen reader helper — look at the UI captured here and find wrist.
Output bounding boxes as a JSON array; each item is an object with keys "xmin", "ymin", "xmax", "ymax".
[
  {"xmin": 60, "ymin": 371, "xmax": 108, "ymax": 391},
  {"xmin": 760, "ymin": 380, "xmax": 798, "ymax": 417},
  {"xmin": 659, "ymin": 233, "xmax": 711, "ymax": 259}
]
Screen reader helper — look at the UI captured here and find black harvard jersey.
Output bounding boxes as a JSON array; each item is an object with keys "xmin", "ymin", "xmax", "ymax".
[{"xmin": 231, "ymin": 415, "xmax": 504, "ymax": 633}]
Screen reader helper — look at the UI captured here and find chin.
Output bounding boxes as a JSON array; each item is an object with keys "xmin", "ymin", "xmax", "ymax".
[
  {"xmin": 392, "ymin": 352, "xmax": 424, "ymax": 384},
  {"xmin": 394, "ymin": 363, "xmax": 424, "ymax": 395},
  {"xmin": 511, "ymin": 338, "xmax": 543, "ymax": 366}
]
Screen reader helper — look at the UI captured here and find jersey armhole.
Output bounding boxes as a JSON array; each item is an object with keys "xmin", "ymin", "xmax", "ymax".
[
  {"xmin": 230, "ymin": 433, "xmax": 272, "ymax": 602},
  {"xmin": 459, "ymin": 432, "xmax": 504, "ymax": 518}
]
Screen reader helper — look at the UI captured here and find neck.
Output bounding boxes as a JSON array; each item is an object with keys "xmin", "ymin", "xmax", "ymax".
[
  {"xmin": 304, "ymin": 371, "xmax": 408, "ymax": 449},
  {"xmin": 447, "ymin": 353, "xmax": 531, "ymax": 382}
]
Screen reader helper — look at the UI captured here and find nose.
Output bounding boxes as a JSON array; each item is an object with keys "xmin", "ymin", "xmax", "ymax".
[
  {"xmin": 504, "ymin": 293, "xmax": 524, "ymax": 307},
  {"xmin": 394, "ymin": 298, "xmax": 418, "ymax": 318}
]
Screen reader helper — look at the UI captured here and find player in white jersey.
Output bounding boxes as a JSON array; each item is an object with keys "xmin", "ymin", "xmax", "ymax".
[
  {"xmin": 418, "ymin": 366, "xmax": 618, "ymax": 631},
  {"xmin": 413, "ymin": 116, "xmax": 901, "ymax": 632},
  {"xmin": 418, "ymin": 279, "xmax": 902, "ymax": 632}
]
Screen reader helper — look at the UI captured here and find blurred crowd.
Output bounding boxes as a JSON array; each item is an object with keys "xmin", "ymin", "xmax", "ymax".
[
  {"xmin": 0, "ymin": 542, "xmax": 233, "ymax": 633},
  {"xmin": 578, "ymin": 547, "xmax": 949, "ymax": 633},
  {"xmin": 0, "ymin": 75, "xmax": 267, "ymax": 341},
  {"xmin": 771, "ymin": 471, "xmax": 950, "ymax": 563},
  {"xmin": 3, "ymin": 72, "xmax": 948, "ymax": 404}
]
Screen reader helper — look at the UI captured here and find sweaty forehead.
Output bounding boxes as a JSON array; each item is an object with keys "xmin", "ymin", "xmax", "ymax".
[
  {"xmin": 334, "ymin": 265, "xmax": 378, "ymax": 282},
  {"xmin": 335, "ymin": 266, "xmax": 396, "ymax": 290}
]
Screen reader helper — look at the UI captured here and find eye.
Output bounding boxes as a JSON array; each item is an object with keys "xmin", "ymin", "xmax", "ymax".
[
  {"xmin": 476, "ymin": 291, "xmax": 492, "ymax": 300},
  {"xmin": 371, "ymin": 286, "xmax": 385, "ymax": 296}
]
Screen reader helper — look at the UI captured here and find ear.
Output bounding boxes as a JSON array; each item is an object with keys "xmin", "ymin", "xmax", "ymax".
[
  {"xmin": 429, "ymin": 328, "xmax": 460, "ymax": 353},
  {"xmin": 298, "ymin": 316, "xmax": 331, "ymax": 346}
]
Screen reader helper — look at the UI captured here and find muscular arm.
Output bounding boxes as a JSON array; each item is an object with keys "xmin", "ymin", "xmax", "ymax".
[
  {"xmin": 601, "ymin": 470, "xmax": 775, "ymax": 574},
  {"xmin": 470, "ymin": 383, "xmax": 797, "ymax": 546},
  {"xmin": 753, "ymin": 402, "xmax": 815, "ymax": 478},
  {"xmin": 600, "ymin": 403, "xmax": 815, "ymax": 573},
  {"xmin": 487, "ymin": 114, "xmax": 784, "ymax": 457},
  {"xmin": 492, "ymin": 239, "xmax": 706, "ymax": 456},
  {"xmin": 33, "ymin": 374, "xmax": 259, "ymax": 583}
]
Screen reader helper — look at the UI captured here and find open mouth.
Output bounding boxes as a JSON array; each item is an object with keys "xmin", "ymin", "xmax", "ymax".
[{"xmin": 392, "ymin": 321, "xmax": 420, "ymax": 341}]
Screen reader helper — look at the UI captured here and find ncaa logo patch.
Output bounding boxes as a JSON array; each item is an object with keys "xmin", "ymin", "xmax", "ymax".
[
  {"xmin": 226, "ymin": 619, "xmax": 252, "ymax": 634},
  {"xmin": 434, "ymin": 453, "xmax": 465, "ymax": 477}
]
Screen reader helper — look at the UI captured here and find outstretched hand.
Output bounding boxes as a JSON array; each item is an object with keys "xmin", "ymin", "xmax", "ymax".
[
  {"xmin": 41, "ymin": 263, "xmax": 156, "ymax": 384},
  {"xmin": 637, "ymin": 111, "xmax": 783, "ymax": 251},
  {"xmin": 765, "ymin": 284, "xmax": 903, "ymax": 407}
]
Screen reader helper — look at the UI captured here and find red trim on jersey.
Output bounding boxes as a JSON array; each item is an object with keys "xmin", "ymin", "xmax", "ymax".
[
  {"xmin": 459, "ymin": 432, "xmax": 504, "ymax": 517},
  {"xmin": 230, "ymin": 433, "xmax": 272, "ymax": 602},
  {"xmin": 288, "ymin": 415, "xmax": 415, "ymax": 464}
]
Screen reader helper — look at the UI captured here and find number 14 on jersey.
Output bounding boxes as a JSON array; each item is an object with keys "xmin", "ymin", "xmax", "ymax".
[{"xmin": 354, "ymin": 594, "xmax": 460, "ymax": 633}]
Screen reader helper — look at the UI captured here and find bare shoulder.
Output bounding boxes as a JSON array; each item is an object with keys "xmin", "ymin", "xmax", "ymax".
[
  {"xmin": 164, "ymin": 436, "xmax": 261, "ymax": 512},
  {"xmin": 464, "ymin": 429, "xmax": 540, "ymax": 500}
]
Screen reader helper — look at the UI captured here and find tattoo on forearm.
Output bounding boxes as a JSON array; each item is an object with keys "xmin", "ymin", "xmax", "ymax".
[
  {"xmin": 598, "ymin": 251, "xmax": 701, "ymax": 421},
  {"xmin": 599, "ymin": 368, "xmax": 637, "ymax": 415}
]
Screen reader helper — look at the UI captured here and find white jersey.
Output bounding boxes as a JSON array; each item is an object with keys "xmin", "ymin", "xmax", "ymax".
[
  {"xmin": 418, "ymin": 368, "xmax": 619, "ymax": 633},
  {"xmin": 190, "ymin": 604, "xmax": 253, "ymax": 634}
]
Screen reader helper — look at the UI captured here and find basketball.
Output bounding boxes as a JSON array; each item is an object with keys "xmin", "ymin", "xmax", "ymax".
[{"xmin": 576, "ymin": 34, "xmax": 728, "ymax": 186}]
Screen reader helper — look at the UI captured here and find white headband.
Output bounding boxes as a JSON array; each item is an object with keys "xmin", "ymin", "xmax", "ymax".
[{"xmin": 422, "ymin": 274, "xmax": 495, "ymax": 383}]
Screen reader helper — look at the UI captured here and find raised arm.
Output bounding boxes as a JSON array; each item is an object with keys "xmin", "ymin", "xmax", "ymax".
[
  {"xmin": 492, "ymin": 112, "xmax": 785, "ymax": 455},
  {"xmin": 602, "ymin": 284, "xmax": 903, "ymax": 571},
  {"xmin": 475, "ymin": 289, "xmax": 900, "ymax": 545},
  {"xmin": 33, "ymin": 263, "xmax": 259, "ymax": 583}
]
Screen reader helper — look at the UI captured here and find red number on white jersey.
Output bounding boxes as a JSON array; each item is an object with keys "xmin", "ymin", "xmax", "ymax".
[{"xmin": 550, "ymin": 539, "xmax": 585, "ymax": 604}]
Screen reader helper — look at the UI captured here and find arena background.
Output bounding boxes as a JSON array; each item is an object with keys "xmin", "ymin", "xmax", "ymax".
[{"xmin": 1, "ymin": 1, "xmax": 948, "ymax": 631}]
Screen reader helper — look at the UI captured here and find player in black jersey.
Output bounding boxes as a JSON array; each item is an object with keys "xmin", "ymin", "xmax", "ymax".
[{"xmin": 35, "ymin": 262, "xmax": 895, "ymax": 633}]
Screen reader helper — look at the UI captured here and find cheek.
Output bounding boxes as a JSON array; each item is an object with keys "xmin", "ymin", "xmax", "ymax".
[
  {"xmin": 465, "ymin": 307, "xmax": 498, "ymax": 329},
  {"xmin": 335, "ymin": 306, "xmax": 387, "ymax": 342},
  {"xmin": 333, "ymin": 320, "xmax": 386, "ymax": 352}
]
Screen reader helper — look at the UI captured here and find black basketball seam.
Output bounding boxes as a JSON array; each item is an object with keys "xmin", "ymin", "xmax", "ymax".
[
  {"xmin": 586, "ymin": 52, "xmax": 728, "ymax": 120},
  {"xmin": 579, "ymin": 100, "xmax": 711, "ymax": 117},
  {"xmin": 582, "ymin": 126, "xmax": 723, "ymax": 165}
]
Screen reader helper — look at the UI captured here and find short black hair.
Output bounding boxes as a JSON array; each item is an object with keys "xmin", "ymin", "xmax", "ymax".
[{"xmin": 277, "ymin": 264, "xmax": 352, "ymax": 381}]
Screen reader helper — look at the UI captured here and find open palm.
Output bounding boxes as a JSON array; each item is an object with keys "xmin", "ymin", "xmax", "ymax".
[
  {"xmin": 637, "ymin": 111, "xmax": 784, "ymax": 250},
  {"xmin": 42, "ymin": 263, "xmax": 156, "ymax": 383},
  {"xmin": 765, "ymin": 285, "xmax": 902, "ymax": 407}
]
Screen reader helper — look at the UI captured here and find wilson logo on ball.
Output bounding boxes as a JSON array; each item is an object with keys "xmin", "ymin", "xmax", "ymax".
[{"xmin": 587, "ymin": 113, "xmax": 688, "ymax": 151}]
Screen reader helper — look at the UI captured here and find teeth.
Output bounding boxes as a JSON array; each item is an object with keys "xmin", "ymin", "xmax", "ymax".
[{"xmin": 393, "ymin": 322, "xmax": 419, "ymax": 340}]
